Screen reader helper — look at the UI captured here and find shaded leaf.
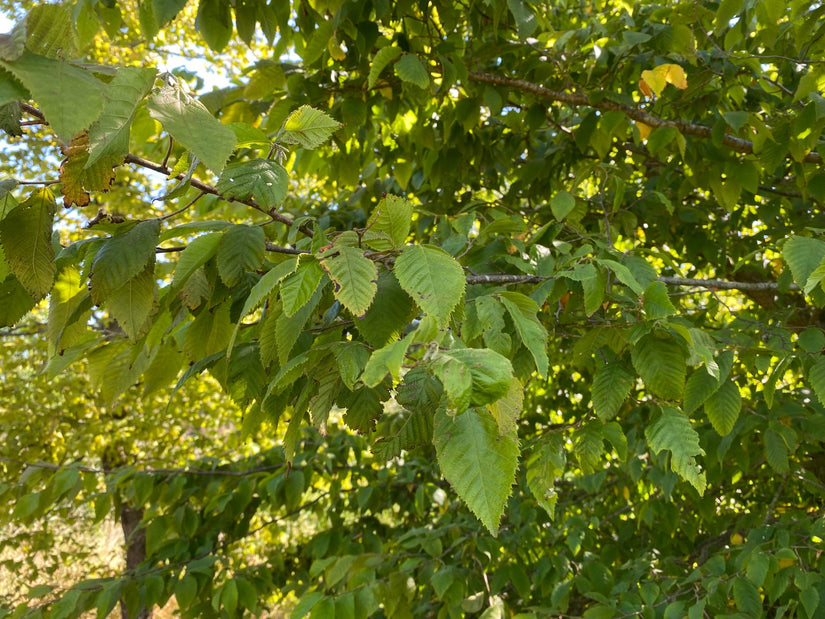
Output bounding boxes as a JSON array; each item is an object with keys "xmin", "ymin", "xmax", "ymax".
[
  {"xmin": 646, "ymin": 406, "xmax": 706, "ymax": 494},
  {"xmin": 320, "ymin": 245, "xmax": 378, "ymax": 317},
  {"xmin": 704, "ymin": 378, "xmax": 741, "ymax": 436},
  {"xmin": 368, "ymin": 46, "xmax": 402, "ymax": 89},
  {"xmin": 0, "ymin": 188, "xmax": 55, "ymax": 298},
  {"xmin": 394, "ymin": 245, "xmax": 465, "ymax": 326},
  {"xmin": 90, "ymin": 219, "xmax": 160, "ymax": 304},
  {"xmin": 217, "ymin": 224, "xmax": 265, "ymax": 287},
  {"xmin": 631, "ymin": 334, "xmax": 686, "ymax": 400},
  {"xmin": 592, "ymin": 362, "xmax": 633, "ymax": 421}
]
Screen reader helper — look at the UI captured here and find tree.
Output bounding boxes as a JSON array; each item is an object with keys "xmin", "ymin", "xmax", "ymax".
[{"xmin": 2, "ymin": 0, "xmax": 825, "ymax": 616}]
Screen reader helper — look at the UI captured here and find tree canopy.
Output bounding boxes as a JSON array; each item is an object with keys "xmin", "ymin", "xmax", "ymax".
[{"xmin": 2, "ymin": 0, "xmax": 825, "ymax": 617}]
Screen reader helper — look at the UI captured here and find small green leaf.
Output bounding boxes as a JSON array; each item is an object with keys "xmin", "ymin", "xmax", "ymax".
[
  {"xmin": 643, "ymin": 281, "xmax": 676, "ymax": 319},
  {"xmin": 170, "ymin": 232, "xmax": 222, "ymax": 293},
  {"xmin": 216, "ymin": 159, "xmax": 288, "ymax": 208},
  {"xmin": 487, "ymin": 377, "xmax": 523, "ymax": 436},
  {"xmin": 394, "ymin": 53, "xmax": 429, "ymax": 89},
  {"xmin": 646, "ymin": 406, "xmax": 706, "ymax": 494},
  {"xmin": 703, "ymin": 378, "xmax": 741, "ymax": 436},
  {"xmin": 361, "ymin": 332, "xmax": 414, "ymax": 387},
  {"xmin": 282, "ymin": 105, "xmax": 342, "ymax": 149},
  {"xmin": 597, "ymin": 258, "xmax": 644, "ymax": 295},
  {"xmin": 394, "ymin": 245, "xmax": 465, "ymax": 326},
  {"xmin": 147, "ymin": 77, "xmax": 236, "ymax": 172},
  {"xmin": 507, "ymin": 0, "xmax": 538, "ymax": 39},
  {"xmin": 434, "ymin": 408, "xmax": 519, "ymax": 535},
  {"xmin": 320, "ymin": 245, "xmax": 378, "ymax": 317},
  {"xmin": 196, "ymin": 0, "xmax": 233, "ymax": 51},
  {"xmin": 280, "ymin": 257, "xmax": 325, "ymax": 317},
  {"xmin": 216, "ymin": 224, "xmax": 265, "ymax": 287},
  {"xmin": 592, "ymin": 362, "xmax": 633, "ymax": 421},
  {"xmin": 733, "ymin": 576, "xmax": 761, "ymax": 617},
  {"xmin": 368, "ymin": 46, "xmax": 402, "ymax": 89},
  {"xmin": 526, "ymin": 434, "xmax": 565, "ymax": 518},
  {"xmin": 763, "ymin": 426, "xmax": 790, "ymax": 473},
  {"xmin": 808, "ymin": 356, "xmax": 825, "ymax": 406},
  {"xmin": 364, "ymin": 195, "xmax": 412, "ymax": 250},
  {"xmin": 551, "ymin": 191, "xmax": 576, "ymax": 221},
  {"xmin": 90, "ymin": 219, "xmax": 160, "ymax": 304}
]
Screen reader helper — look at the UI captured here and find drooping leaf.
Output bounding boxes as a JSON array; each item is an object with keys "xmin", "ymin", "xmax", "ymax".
[
  {"xmin": 498, "ymin": 291, "xmax": 549, "ymax": 378},
  {"xmin": 281, "ymin": 105, "xmax": 342, "ymax": 150},
  {"xmin": 394, "ymin": 245, "xmax": 464, "ymax": 326},
  {"xmin": 808, "ymin": 356, "xmax": 825, "ymax": 407},
  {"xmin": 59, "ymin": 130, "xmax": 117, "ymax": 207},
  {"xmin": 355, "ymin": 268, "xmax": 416, "ymax": 348},
  {"xmin": 196, "ymin": 0, "xmax": 233, "ymax": 51},
  {"xmin": 147, "ymin": 77, "xmax": 236, "ymax": 172},
  {"xmin": 0, "ymin": 21, "xmax": 26, "ymax": 62},
  {"xmin": 783, "ymin": 236, "xmax": 825, "ymax": 290},
  {"xmin": 87, "ymin": 66, "xmax": 156, "ymax": 167},
  {"xmin": 394, "ymin": 53, "xmax": 429, "ymax": 90},
  {"xmin": 170, "ymin": 232, "xmax": 222, "ymax": 293},
  {"xmin": 301, "ymin": 19, "xmax": 334, "ymax": 65},
  {"xmin": 592, "ymin": 362, "xmax": 633, "ymax": 421},
  {"xmin": 0, "ymin": 274, "xmax": 36, "ymax": 327},
  {"xmin": 90, "ymin": 219, "xmax": 160, "ymax": 304},
  {"xmin": 643, "ymin": 281, "xmax": 676, "ymax": 319},
  {"xmin": 276, "ymin": 281, "xmax": 326, "ymax": 365},
  {"xmin": 105, "ymin": 263, "xmax": 158, "ymax": 342},
  {"xmin": 368, "ymin": 46, "xmax": 402, "ymax": 89},
  {"xmin": 361, "ymin": 332, "xmax": 414, "ymax": 387},
  {"xmin": 373, "ymin": 406, "xmax": 434, "ymax": 460},
  {"xmin": 0, "ymin": 51, "xmax": 104, "ymax": 142},
  {"xmin": 631, "ymin": 334, "xmax": 686, "ymax": 400},
  {"xmin": 216, "ymin": 224, "xmax": 265, "ymax": 287},
  {"xmin": 646, "ymin": 406, "xmax": 706, "ymax": 494},
  {"xmin": 320, "ymin": 245, "xmax": 378, "ymax": 317},
  {"xmin": 0, "ymin": 188, "xmax": 55, "ymax": 299},
  {"xmin": 280, "ymin": 257, "xmax": 325, "ymax": 317},
  {"xmin": 47, "ymin": 267, "xmax": 90, "ymax": 355},
  {"xmin": 434, "ymin": 408, "xmax": 519, "ymax": 535},
  {"xmin": 216, "ymin": 159, "xmax": 288, "ymax": 208},
  {"xmin": 597, "ymin": 258, "xmax": 644, "ymax": 296},
  {"xmin": 703, "ymin": 378, "xmax": 741, "ymax": 436},
  {"xmin": 507, "ymin": 0, "xmax": 538, "ymax": 39},
  {"xmin": 684, "ymin": 367, "xmax": 721, "ymax": 415},
  {"xmin": 487, "ymin": 377, "xmax": 523, "ymax": 436},
  {"xmin": 763, "ymin": 426, "xmax": 790, "ymax": 473},
  {"xmin": 525, "ymin": 433, "xmax": 566, "ymax": 519}
]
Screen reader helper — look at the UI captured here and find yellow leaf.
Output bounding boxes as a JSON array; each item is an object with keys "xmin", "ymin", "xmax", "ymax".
[
  {"xmin": 636, "ymin": 121, "xmax": 652, "ymax": 140},
  {"xmin": 640, "ymin": 64, "xmax": 688, "ymax": 97},
  {"xmin": 328, "ymin": 32, "xmax": 347, "ymax": 61}
]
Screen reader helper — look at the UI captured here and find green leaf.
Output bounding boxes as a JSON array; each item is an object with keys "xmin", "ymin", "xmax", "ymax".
[
  {"xmin": 645, "ymin": 406, "xmax": 706, "ymax": 494},
  {"xmin": 280, "ymin": 257, "xmax": 325, "ymax": 317},
  {"xmin": 592, "ymin": 362, "xmax": 633, "ymax": 421},
  {"xmin": 551, "ymin": 191, "xmax": 576, "ymax": 221},
  {"xmin": 438, "ymin": 348, "xmax": 514, "ymax": 408},
  {"xmin": 47, "ymin": 267, "xmax": 89, "ymax": 355},
  {"xmin": 643, "ymin": 281, "xmax": 676, "ymax": 319},
  {"xmin": 631, "ymin": 334, "xmax": 686, "ymax": 400},
  {"xmin": 216, "ymin": 158, "xmax": 288, "ymax": 208},
  {"xmin": 0, "ymin": 275, "xmax": 36, "ymax": 327},
  {"xmin": 320, "ymin": 245, "xmax": 378, "ymax": 317},
  {"xmin": 733, "ymin": 576, "xmax": 761, "ymax": 617},
  {"xmin": 282, "ymin": 105, "xmax": 342, "ymax": 149},
  {"xmin": 526, "ymin": 434, "xmax": 565, "ymax": 518},
  {"xmin": 361, "ymin": 332, "xmax": 414, "ymax": 387},
  {"xmin": 105, "ymin": 264, "xmax": 157, "ymax": 342},
  {"xmin": 801, "ymin": 586, "xmax": 820, "ymax": 617},
  {"xmin": 302, "ymin": 19, "xmax": 334, "ymax": 65},
  {"xmin": 763, "ymin": 426, "xmax": 790, "ymax": 473},
  {"xmin": 87, "ymin": 66, "xmax": 156, "ymax": 167},
  {"xmin": 394, "ymin": 245, "xmax": 465, "ymax": 326},
  {"xmin": 434, "ymin": 408, "xmax": 519, "ymax": 535},
  {"xmin": 355, "ymin": 267, "xmax": 416, "ymax": 348},
  {"xmin": 364, "ymin": 195, "xmax": 412, "ymax": 250},
  {"xmin": 394, "ymin": 53, "xmax": 429, "ymax": 89},
  {"xmin": 0, "ymin": 188, "xmax": 55, "ymax": 299},
  {"xmin": 147, "ymin": 77, "xmax": 236, "ymax": 172},
  {"xmin": 808, "ymin": 356, "xmax": 825, "ymax": 406},
  {"xmin": 684, "ymin": 368, "xmax": 720, "ymax": 414},
  {"xmin": 373, "ymin": 407, "xmax": 433, "ymax": 458},
  {"xmin": 596, "ymin": 258, "xmax": 644, "ymax": 295},
  {"xmin": 703, "ymin": 378, "xmax": 741, "ymax": 436},
  {"xmin": 0, "ymin": 51, "xmax": 104, "ymax": 142},
  {"xmin": 216, "ymin": 224, "xmax": 265, "ymax": 287},
  {"xmin": 368, "ymin": 46, "xmax": 402, "ymax": 89},
  {"xmin": 175, "ymin": 574, "xmax": 198, "ymax": 610},
  {"xmin": 90, "ymin": 220, "xmax": 160, "ymax": 304},
  {"xmin": 573, "ymin": 422, "xmax": 605, "ymax": 473},
  {"xmin": 783, "ymin": 235, "xmax": 825, "ymax": 289},
  {"xmin": 487, "ymin": 377, "xmax": 523, "ymax": 436},
  {"xmin": 196, "ymin": 0, "xmax": 233, "ymax": 51},
  {"xmin": 0, "ymin": 21, "xmax": 26, "ymax": 62},
  {"xmin": 170, "ymin": 232, "xmax": 222, "ymax": 293},
  {"xmin": 276, "ymin": 282, "xmax": 325, "ymax": 365},
  {"xmin": 507, "ymin": 0, "xmax": 538, "ymax": 39},
  {"xmin": 24, "ymin": 4, "xmax": 77, "ymax": 59},
  {"xmin": 498, "ymin": 291, "xmax": 549, "ymax": 377}
]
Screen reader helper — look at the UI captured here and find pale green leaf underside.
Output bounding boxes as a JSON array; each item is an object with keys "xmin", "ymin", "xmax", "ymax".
[
  {"xmin": 321, "ymin": 245, "xmax": 378, "ymax": 317},
  {"xmin": 646, "ymin": 406, "xmax": 706, "ymax": 494},
  {"xmin": 282, "ymin": 105, "xmax": 342, "ymax": 150},
  {"xmin": 434, "ymin": 408, "xmax": 519, "ymax": 535},
  {"xmin": 394, "ymin": 245, "xmax": 465, "ymax": 327},
  {"xmin": 361, "ymin": 332, "xmax": 414, "ymax": 387},
  {"xmin": 364, "ymin": 195, "xmax": 412, "ymax": 250}
]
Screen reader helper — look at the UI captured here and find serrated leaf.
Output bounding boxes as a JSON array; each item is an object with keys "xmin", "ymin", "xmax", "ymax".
[
  {"xmin": 170, "ymin": 232, "xmax": 222, "ymax": 293},
  {"xmin": 87, "ymin": 66, "xmax": 156, "ymax": 167},
  {"xmin": 592, "ymin": 362, "xmax": 633, "ymax": 421},
  {"xmin": 216, "ymin": 159, "xmax": 288, "ymax": 208},
  {"xmin": 90, "ymin": 220, "xmax": 160, "ymax": 304},
  {"xmin": 0, "ymin": 274, "xmax": 36, "ymax": 327},
  {"xmin": 574, "ymin": 422, "xmax": 605, "ymax": 474},
  {"xmin": 373, "ymin": 406, "xmax": 433, "ymax": 459},
  {"xmin": 355, "ymin": 268, "xmax": 416, "ymax": 347},
  {"xmin": 320, "ymin": 245, "xmax": 378, "ymax": 317},
  {"xmin": 364, "ymin": 195, "xmax": 412, "ymax": 250},
  {"xmin": 581, "ymin": 268, "xmax": 605, "ymax": 316},
  {"xmin": 276, "ymin": 282, "xmax": 325, "ymax": 365},
  {"xmin": 631, "ymin": 334, "xmax": 686, "ymax": 400},
  {"xmin": 808, "ymin": 356, "xmax": 825, "ymax": 406},
  {"xmin": 0, "ymin": 21, "xmax": 26, "ymax": 62},
  {"xmin": 438, "ymin": 348, "xmax": 514, "ymax": 408},
  {"xmin": 704, "ymin": 378, "xmax": 740, "ymax": 436},
  {"xmin": 487, "ymin": 377, "xmax": 523, "ymax": 436},
  {"xmin": 216, "ymin": 224, "xmax": 265, "ymax": 287},
  {"xmin": 280, "ymin": 257, "xmax": 325, "ymax": 317},
  {"xmin": 732, "ymin": 576, "xmax": 761, "ymax": 617},
  {"xmin": 25, "ymin": 4, "xmax": 77, "ymax": 58},
  {"xmin": 184, "ymin": 301, "xmax": 232, "ymax": 361},
  {"xmin": 763, "ymin": 426, "xmax": 789, "ymax": 473},
  {"xmin": 282, "ymin": 105, "xmax": 342, "ymax": 150},
  {"xmin": 0, "ymin": 188, "xmax": 55, "ymax": 298},
  {"xmin": 0, "ymin": 51, "xmax": 104, "ymax": 142},
  {"xmin": 368, "ymin": 46, "xmax": 402, "ymax": 89},
  {"xmin": 597, "ymin": 258, "xmax": 644, "ymax": 295},
  {"xmin": 394, "ymin": 53, "xmax": 429, "ymax": 89},
  {"xmin": 434, "ymin": 408, "xmax": 519, "ymax": 535},
  {"xmin": 684, "ymin": 368, "xmax": 720, "ymax": 414},
  {"xmin": 147, "ymin": 78, "xmax": 236, "ymax": 172},
  {"xmin": 394, "ymin": 245, "xmax": 464, "ymax": 326},
  {"xmin": 646, "ymin": 406, "xmax": 706, "ymax": 494},
  {"xmin": 783, "ymin": 236, "xmax": 825, "ymax": 290},
  {"xmin": 361, "ymin": 332, "xmax": 414, "ymax": 387},
  {"xmin": 47, "ymin": 267, "xmax": 89, "ymax": 355},
  {"xmin": 526, "ymin": 433, "xmax": 565, "ymax": 518},
  {"xmin": 106, "ymin": 263, "xmax": 157, "ymax": 342},
  {"xmin": 643, "ymin": 281, "xmax": 676, "ymax": 319},
  {"xmin": 498, "ymin": 291, "xmax": 549, "ymax": 378}
]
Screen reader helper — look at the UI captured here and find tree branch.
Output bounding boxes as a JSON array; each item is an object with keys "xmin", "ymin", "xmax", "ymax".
[{"xmin": 468, "ymin": 71, "xmax": 823, "ymax": 165}]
